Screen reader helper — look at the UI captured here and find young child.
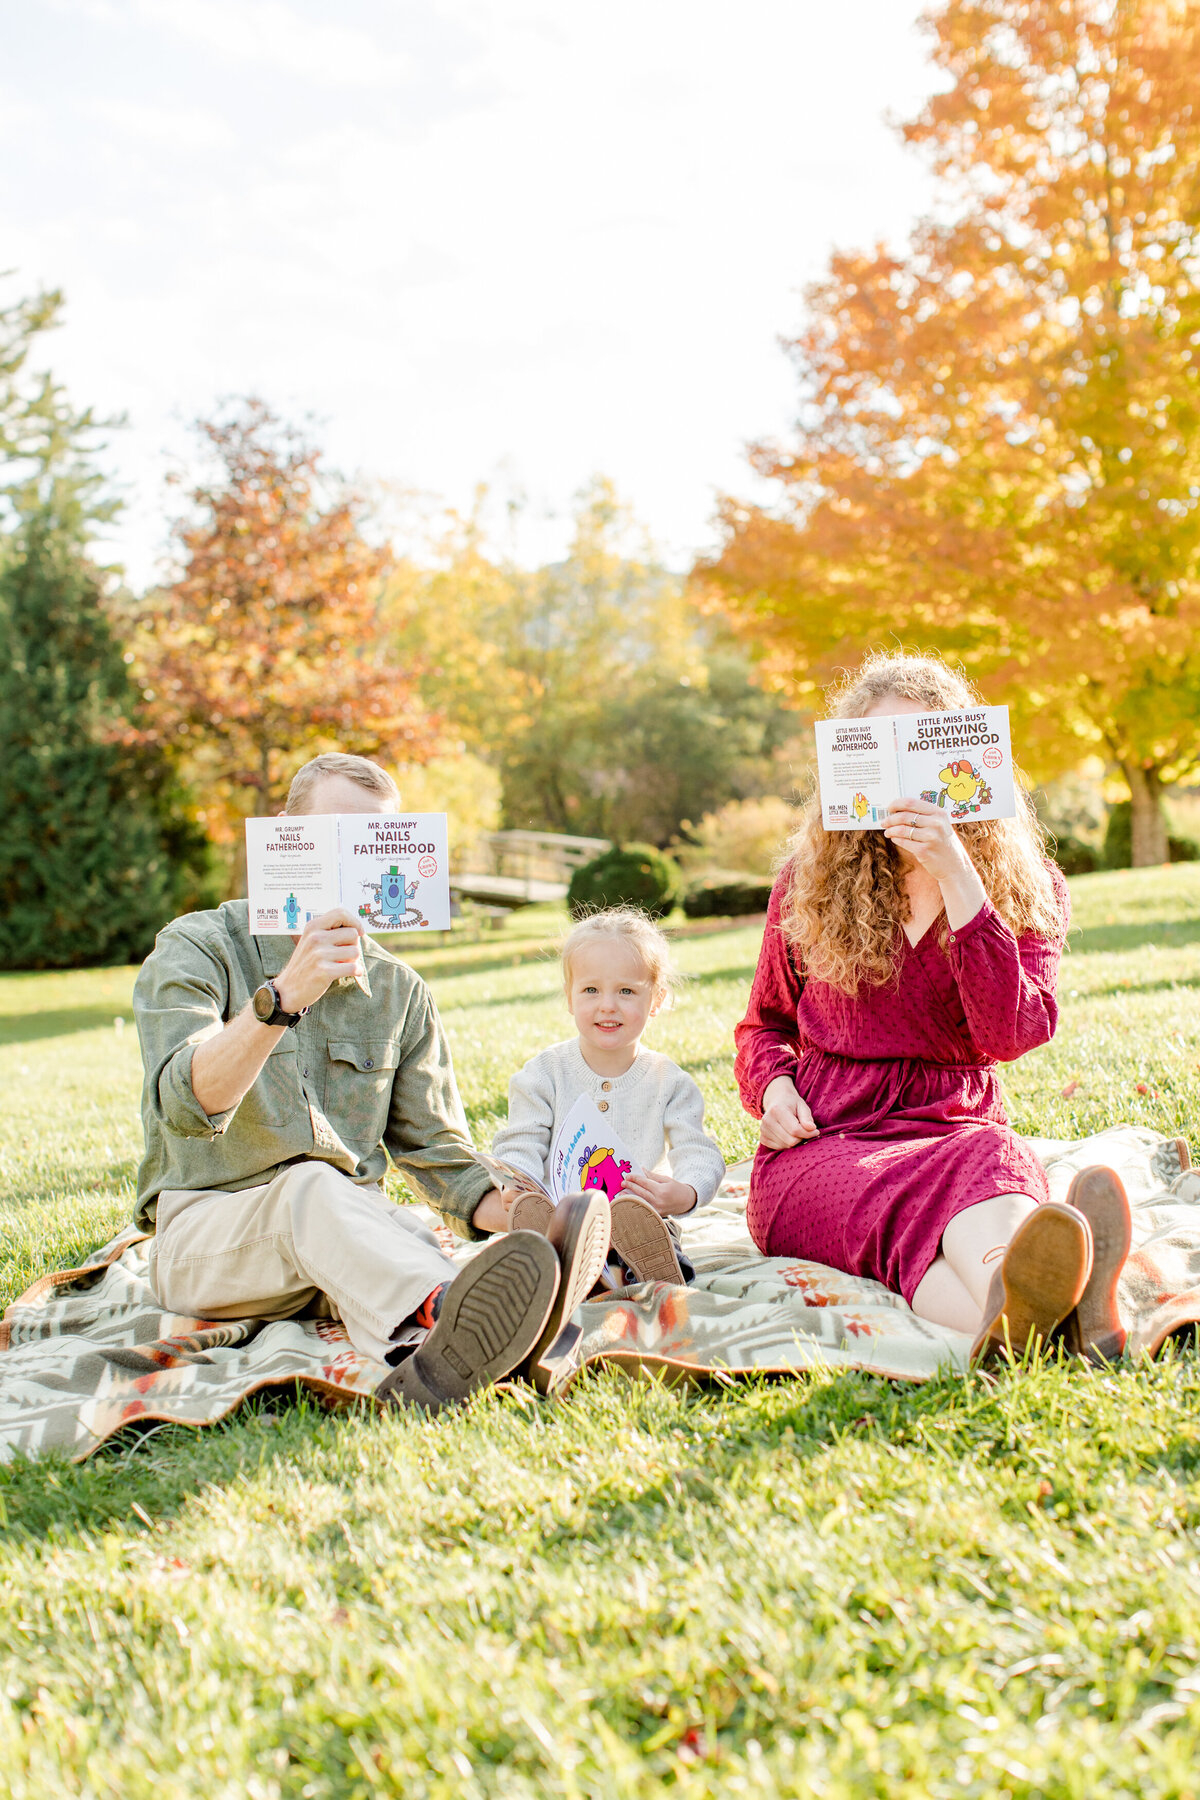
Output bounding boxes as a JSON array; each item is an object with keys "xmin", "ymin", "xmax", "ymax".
[{"xmin": 480, "ymin": 907, "xmax": 727, "ymax": 1285}]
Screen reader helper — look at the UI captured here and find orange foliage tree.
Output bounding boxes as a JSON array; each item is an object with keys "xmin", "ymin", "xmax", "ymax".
[
  {"xmin": 701, "ymin": 0, "xmax": 1200, "ymax": 864},
  {"xmin": 135, "ymin": 401, "xmax": 436, "ymax": 847}
]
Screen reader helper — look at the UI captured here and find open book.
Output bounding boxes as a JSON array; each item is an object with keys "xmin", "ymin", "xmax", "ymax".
[
  {"xmin": 814, "ymin": 705, "xmax": 1016, "ymax": 831},
  {"xmin": 473, "ymin": 1093, "xmax": 644, "ymax": 1204},
  {"xmin": 246, "ymin": 813, "xmax": 451, "ymax": 935}
]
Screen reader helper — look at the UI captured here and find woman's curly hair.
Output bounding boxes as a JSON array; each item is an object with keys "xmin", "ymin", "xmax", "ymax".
[{"xmin": 782, "ymin": 650, "xmax": 1064, "ymax": 997}]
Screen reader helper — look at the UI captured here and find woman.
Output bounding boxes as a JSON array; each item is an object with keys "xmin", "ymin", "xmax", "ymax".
[{"xmin": 735, "ymin": 651, "xmax": 1130, "ymax": 1362}]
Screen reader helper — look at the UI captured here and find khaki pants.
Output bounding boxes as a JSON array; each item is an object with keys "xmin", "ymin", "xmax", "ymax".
[{"xmin": 148, "ymin": 1162, "xmax": 458, "ymax": 1365}]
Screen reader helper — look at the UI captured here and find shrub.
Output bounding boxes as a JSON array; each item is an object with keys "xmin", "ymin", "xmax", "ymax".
[
  {"xmin": 1048, "ymin": 833, "xmax": 1099, "ymax": 877},
  {"xmin": 567, "ymin": 844, "xmax": 681, "ymax": 920},
  {"xmin": 674, "ymin": 795, "xmax": 795, "ymax": 878},
  {"xmin": 682, "ymin": 871, "xmax": 774, "ymax": 920}
]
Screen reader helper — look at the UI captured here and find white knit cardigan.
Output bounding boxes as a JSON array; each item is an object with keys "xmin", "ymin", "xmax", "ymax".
[{"xmin": 490, "ymin": 1038, "xmax": 726, "ymax": 1208}]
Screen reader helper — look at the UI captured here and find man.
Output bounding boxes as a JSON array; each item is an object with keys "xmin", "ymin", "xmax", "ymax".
[{"xmin": 133, "ymin": 752, "xmax": 607, "ymax": 1410}]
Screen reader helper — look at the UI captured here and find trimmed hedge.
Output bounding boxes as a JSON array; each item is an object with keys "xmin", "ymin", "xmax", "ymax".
[
  {"xmin": 567, "ymin": 843, "xmax": 682, "ymax": 920},
  {"xmin": 682, "ymin": 870, "xmax": 774, "ymax": 920}
]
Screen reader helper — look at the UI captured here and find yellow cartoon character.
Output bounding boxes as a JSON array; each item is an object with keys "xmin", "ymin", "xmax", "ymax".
[
  {"xmin": 852, "ymin": 791, "xmax": 870, "ymax": 820},
  {"xmin": 939, "ymin": 760, "xmax": 981, "ymax": 806},
  {"xmin": 926, "ymin": 758, "xmax": 993, "ymax": 816}
]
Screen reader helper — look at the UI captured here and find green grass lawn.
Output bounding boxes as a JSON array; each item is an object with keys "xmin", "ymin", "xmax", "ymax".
[{"xmin": 1, "ymin": 869, "xmax": 1200, "ymax": 1797}]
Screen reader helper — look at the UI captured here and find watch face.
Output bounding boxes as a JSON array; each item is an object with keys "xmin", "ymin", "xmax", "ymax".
[{"xmin": 252, "ymin": 983, "xmax": 277, "ymax": 1023}]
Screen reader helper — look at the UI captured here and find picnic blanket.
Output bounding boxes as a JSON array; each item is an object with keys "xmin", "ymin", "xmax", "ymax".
[{"xmin": 1, "ymin": 1126, "xmax": 1197, "ymax": 1464}]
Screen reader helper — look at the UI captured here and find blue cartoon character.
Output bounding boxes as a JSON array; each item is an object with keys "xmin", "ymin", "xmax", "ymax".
[
  {"xmin": 377, "ymin": 865, "xmax": 419, "ymax": 926},
  {"xmin": 283, "ymin": 893, "xmax": 302, "ymax": 931}
]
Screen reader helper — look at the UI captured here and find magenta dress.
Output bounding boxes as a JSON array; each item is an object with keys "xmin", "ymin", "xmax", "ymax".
[{"xmin": 735, "ymin": 864, "xmax": 1070, "ymax": 1303}]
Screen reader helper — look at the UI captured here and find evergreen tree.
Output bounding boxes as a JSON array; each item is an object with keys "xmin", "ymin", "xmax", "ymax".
[
  {"xmin": 0, "ymin": 518, "xmax": 215, "ymax": 969},
  {"xmin": 0, "ymin": 280, "xmax": 215, "ymax": 968}
]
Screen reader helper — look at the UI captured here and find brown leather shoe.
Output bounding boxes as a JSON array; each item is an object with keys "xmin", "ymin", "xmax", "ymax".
[
  {"xmin": 522, "ymin": 1191, "xmax": 611, "ymax": 1394},
  {"xmin": 1059, "ymin": 1166, "xmax": 1131, "ymax": 1363},
  {"xmin": 970, "ymin": 1202, "xmax": 1092, "ymax": 1366},
  {"xmin": 609, "ymin": 1193, "xmax": 685, "ymax": 1286},
  {"xmin": 377, "ymin": 1232, "xmax": 559, "ymax": 1412}
]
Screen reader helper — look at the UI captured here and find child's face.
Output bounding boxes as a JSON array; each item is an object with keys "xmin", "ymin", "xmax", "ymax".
[{"xmin": 566, "ymin": 939, "xmax": 660, "ymax": 1056}]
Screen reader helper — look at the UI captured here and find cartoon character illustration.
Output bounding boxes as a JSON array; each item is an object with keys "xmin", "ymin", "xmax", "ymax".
[
  {"xmin": 852, "ymin": 792, "xmax": 870, "ymax": 821},
  {"xmin": 358, "ymin": 865, "xmax": 424, "ymax": 929},
  {"xmin": 379, "ymin": 865, "xmax": 418, "ymax": 925},
  {"xmin": 283, "ymin": 893, "xmax": 301, "ymax": 931},
  {"xmin": 577, "ymin": 1144, "xmax": 633, "ymax": 1201},
  {"xmin": 921, "ymin": 759, "xmax": 993, "ymax": 817}
]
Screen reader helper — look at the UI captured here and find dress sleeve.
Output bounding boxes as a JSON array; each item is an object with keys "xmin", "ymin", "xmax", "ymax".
[
  {"xmin": 945, "ymin": 863, "xmax": 1070, "ymax": 1062},
  {"xmin": 733, "ymin": 869, "xmax": 807, "ymax": 1117},
  {"xmin": 662, "ymin": 1071, "xmax": 727, "ymax": 1209}
]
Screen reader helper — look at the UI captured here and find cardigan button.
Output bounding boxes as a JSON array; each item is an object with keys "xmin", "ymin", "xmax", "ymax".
[
  {"xmin": 597, "ymin": 1099, "xmax": 609, "ymax": 1112},
  {"xmin": 601, "ymin": 1081, "xmax": 612, "ymax": 1092}
]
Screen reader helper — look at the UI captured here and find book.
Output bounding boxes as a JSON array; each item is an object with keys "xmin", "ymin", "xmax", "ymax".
[
  {"xmin": 814, "ymin": 705, "xmax": 1016, "ymax": 831},
  {"xmin": 245, "ymin": 813, "xmax": 451, "ymax": 935},
  {"xmin": 473, "ymin": 1092, "xmax": 644, "ymax": 1204}
]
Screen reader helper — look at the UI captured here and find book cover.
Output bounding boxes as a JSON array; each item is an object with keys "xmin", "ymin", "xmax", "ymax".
[
  {"xmin": 474, "ymin": 1093, "xmax": 645, "ymax": 1206},
  {"xmin": 549, "ymin": 1093, "xmax": 644, "ymax": 1201},
  {"xmin": 246, "ymin": 813, "xmax": 451, "ymax": 935},
  {"xmin": 245, "ymin": 815, "xmax": 341, "ymax": 936},
  {"xmin": 337, "ymin": 813, "xmax": 451, "ymax": 933},
  {"xmin": 815, "ymin": 706, "xmax": 1015, "ymax": 830}
]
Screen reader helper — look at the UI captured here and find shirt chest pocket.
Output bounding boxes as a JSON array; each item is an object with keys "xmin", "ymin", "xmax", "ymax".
[{"xmin": 324, "ymin": 1038, "xmax": 404, "ymax": 1140}]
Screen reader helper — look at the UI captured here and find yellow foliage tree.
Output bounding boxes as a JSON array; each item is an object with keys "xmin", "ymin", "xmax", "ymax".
[{"xmin": 702, "ymin": 0, "xmax": 1200, "ymax": 864}]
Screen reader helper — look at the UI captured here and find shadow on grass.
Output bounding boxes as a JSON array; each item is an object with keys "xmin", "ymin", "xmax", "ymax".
[
  {"xmin": 0, "ymin": 1391, "xmax": 349, "ymax": 1544},
  {"xmin": 1070, "ymin": 917, "xmax": 1200, "ymax": 957},
  {"xmin": 1079, "ymin": 973, "xmax": 1200, "ymax": 1002},
  {"xmin": 0, "ymin": 1006, "xmax": 135, "ymax": 1047}
]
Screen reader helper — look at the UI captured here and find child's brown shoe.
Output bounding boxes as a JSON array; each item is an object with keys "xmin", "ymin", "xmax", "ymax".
[
  {"xmin": 969, "ymin": 1202, "xmax": 1092, "ymax": 1366},
  {"xmin": 609, "ymin": 1193, "xmax": 685, "ymax": 1286},
  {"xmin": 508, "ymin": 1191, "xmax": 555, "ymax": 1235},
  {"xmin": 522, "ymin": 1191, "xmax": 611, "ymax": 1394},
  {"xmin": 1059, "ymin": 1166, "xmax": 1131, "ymax": 1363}
]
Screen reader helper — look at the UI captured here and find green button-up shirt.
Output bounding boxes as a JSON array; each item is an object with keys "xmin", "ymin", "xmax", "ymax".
[{"xmin": 133, "ymin": 900, "xmax": 490, "ymax": 1240}]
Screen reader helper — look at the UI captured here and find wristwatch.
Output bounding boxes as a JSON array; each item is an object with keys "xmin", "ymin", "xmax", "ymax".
[{"xmin": 251, "ymin": 980, "xmax": 306, "ymax": 1029}]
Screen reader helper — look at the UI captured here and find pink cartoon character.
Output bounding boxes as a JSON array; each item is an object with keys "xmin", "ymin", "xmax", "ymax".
[{"xmin": 577, "ymin": 1144, "xmax": 633, "ymax": 1201}]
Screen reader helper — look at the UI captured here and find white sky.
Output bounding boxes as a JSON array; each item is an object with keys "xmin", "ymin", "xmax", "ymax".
[{"xmin": 3, "ymin": 0, "xmax": 939, "ymax": 583}]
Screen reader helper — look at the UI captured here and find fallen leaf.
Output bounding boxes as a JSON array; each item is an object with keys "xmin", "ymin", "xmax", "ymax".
[{"xmin": 1060, "ymin": 1080, "xmax": 1079, "ymax": 1099}]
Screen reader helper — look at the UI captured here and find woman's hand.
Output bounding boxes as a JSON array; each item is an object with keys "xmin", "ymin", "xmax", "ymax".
[
  {"xmin": 883, "ymin": 797, "xmax": 988, "ymax": 929},
  {"xmin": 619, "ymin": 1170, "xmax": 697, "ymax": 1216},
  {"xmin": 759, "ymin": 1076, "xmax": 819, "ymax": 1150},
  {"xmin": 882, "ymin": 797, "xmax": 974, "ymax": 882}
]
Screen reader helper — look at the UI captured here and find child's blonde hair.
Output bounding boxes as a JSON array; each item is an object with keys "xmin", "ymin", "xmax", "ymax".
[{"xmin": 560, "ymin": 906, "xmax": 681, "ymax": 1005}]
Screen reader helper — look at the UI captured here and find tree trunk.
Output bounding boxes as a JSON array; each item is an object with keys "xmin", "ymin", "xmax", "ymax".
[{"xmin": 1122, "ymin": 762, "xmax": 1170, "ymax": 867}]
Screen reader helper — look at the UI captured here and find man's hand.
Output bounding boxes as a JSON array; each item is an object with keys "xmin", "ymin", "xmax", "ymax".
[
  {"xmin": 618, "ymin": 1169, "xmax": 697, "ymax": 1217},
  {"xmin": 275, "ymin": 908, "xmax": 366, "ymax": 1014},
  {"xmin": 759, "ymin": 1075, "xmax": 818, "ymax": 1150}
]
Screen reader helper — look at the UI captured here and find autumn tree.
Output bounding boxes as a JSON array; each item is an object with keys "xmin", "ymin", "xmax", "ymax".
[
  {"xmin": 386, "ymin": 480, "xmax": 802, "ymax": 844},
  {"xmin": 136, "ymin": 401, "xmax": 436, "ymax": 847},
  {"xmin": 702, "ymin": 0, "xmax": 1200, "ymax": 864}
]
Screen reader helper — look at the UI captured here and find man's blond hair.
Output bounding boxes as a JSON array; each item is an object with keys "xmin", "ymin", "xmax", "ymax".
[{"xmin": 285, "ymin": 754, "xmax": 399, "ymax": 814}]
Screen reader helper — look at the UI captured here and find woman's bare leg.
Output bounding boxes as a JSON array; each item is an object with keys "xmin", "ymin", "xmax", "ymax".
[
  {"xmin": 910, "ymin": 1256, "xmax": 979, "ymax": 1332},
  {"xmin": 910, "ymin": 1194, "xmax": 1040, "ymax": 1329}
]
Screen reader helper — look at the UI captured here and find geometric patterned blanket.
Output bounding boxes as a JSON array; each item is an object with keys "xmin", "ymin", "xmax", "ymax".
[{"xmin": 1, "ymin": 1125, "xmax": 1195, "ymax": 1464}]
